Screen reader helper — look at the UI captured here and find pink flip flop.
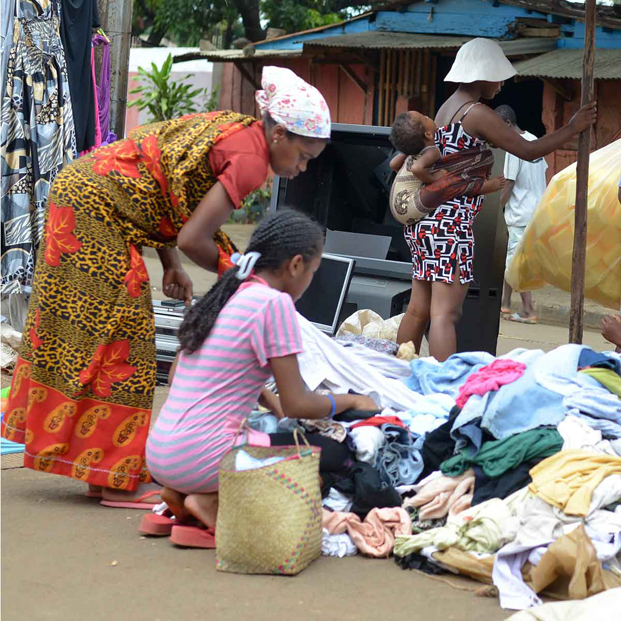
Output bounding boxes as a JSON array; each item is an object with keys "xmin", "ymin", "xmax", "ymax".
[
  {"xmin": 100, "ymin": 489, "xmax": 162, "ymax": 510},
  {"xmin": 170, "ymin": 525, "xmax": 216, "ymax": 549},
  {"xmin": 85, "ymin": 490, "xmax": 103, "ymax": 499},
  {"xmin": 139, "ymin": 511, "xmax": 175, "ymax": 536}
]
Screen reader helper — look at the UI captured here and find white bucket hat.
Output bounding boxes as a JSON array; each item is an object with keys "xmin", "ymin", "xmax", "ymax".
[{"xmin": 444, "ymin": 38, "xmax": 517, "ymax": 83}]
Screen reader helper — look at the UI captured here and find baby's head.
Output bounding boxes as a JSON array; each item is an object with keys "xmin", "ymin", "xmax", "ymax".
[{"xmin": 389, "ymin": 111, "xmax": 437, "ymax": 155}]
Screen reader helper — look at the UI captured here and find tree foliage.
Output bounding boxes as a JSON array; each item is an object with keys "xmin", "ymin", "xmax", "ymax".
[{"xmin": 132, "ymin": 0, "xmax": 373, "ymax": 47}]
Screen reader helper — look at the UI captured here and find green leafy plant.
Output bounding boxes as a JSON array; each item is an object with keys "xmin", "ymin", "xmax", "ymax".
[
  {"xmin": 129, "ymin": 54, "xmax": 204, "ymax": 122},
  {"xmin": 203, "ymin": 84, "xmax": 221, "ymax": 113}
]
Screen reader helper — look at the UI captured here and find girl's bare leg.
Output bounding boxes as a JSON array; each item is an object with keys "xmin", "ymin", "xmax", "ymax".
[
  {"xmin": 161, "ymin": 487, "xmax": 192, "ymax": 522},
  {"xmin": 184, "ymin": 493, "xmax": 219, "ymax": 530}
]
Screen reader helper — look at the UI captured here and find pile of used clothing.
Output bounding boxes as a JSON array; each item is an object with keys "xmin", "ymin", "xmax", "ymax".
[{"xmin": 248, "ymin": 315, "xmax": 621, "ymax": 611}]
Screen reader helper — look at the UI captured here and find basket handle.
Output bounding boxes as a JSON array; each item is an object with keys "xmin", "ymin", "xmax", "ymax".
[
  {"xmin": 293, "ymin": 428, "xmax": 313, "ymax": 458},
  {"xmin": 231, "ymin": 419, "xmax": 248, "ymax": 449}
]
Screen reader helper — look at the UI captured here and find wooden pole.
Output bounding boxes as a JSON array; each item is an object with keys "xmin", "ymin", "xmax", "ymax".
[
  {"xmin": 98, "ymin": 0, "xmax": 134, "ymax": 139},
  {"xmin": 569, "ymin": 0, "xmax": 596, "ymax": 344}
]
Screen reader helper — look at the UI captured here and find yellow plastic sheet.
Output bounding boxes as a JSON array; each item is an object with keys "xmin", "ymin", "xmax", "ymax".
[{"xmin": 506, "ymin": 139, "xmax": 621, "ymax": 309}]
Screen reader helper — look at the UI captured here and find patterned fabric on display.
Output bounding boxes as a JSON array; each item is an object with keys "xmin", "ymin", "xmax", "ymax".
[{"xmin": 1, "ymin": 0, "xmax": 77, "ymax": 294}]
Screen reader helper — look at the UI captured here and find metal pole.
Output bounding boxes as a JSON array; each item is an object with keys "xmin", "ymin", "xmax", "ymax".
[
  {"xmin": 569, "ymin": 0, "xmax": 596, "ymax": 344},
  {"xmin": 98, "ymin": 0, "xmax": 134, "ymax": 139}
]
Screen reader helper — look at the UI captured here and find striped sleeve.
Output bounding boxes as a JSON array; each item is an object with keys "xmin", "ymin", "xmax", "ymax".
[{"xmin": 254, "ymin": 292, "xmax": 303, "ymax": 366}]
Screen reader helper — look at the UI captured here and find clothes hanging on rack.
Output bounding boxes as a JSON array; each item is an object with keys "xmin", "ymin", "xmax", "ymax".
[
  {"xmin": 1, "ymin": 0, "xmax": 77, "ymax": 295},
  {"xmin": 59, "ymin": 0, "xmax": 100, "ymax": 152},
  {"xmin": 92, "ymin": 33, "xmax": 116, "ymax": 145},
  {"xmin": 0, "ymin": 0, "xmax": 17, "ymax": 106}
]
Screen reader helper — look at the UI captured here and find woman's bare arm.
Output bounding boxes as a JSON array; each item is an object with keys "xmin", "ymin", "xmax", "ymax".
[
  {"xmin": 176, "ymin": 182, "xmax": 234, "ymax": 271},
  {"xmin": 464, "ymin": 102, "xmax": 596, "ymax": 162}
]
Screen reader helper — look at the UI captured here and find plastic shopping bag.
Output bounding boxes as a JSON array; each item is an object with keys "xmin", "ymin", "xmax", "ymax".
[{"xmin": 506, "ymin": 139, "xmax": 621, "ymax": 309}]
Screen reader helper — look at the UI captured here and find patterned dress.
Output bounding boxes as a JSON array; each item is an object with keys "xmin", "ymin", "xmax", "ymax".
[
  {"xmin": 1, "ymin": 0, "xmax": 77, "ymax": 294},
  {"xmin": 1, "ymin": 111, "xmax": 261, "ymax": 491},
  {"xmin": 404, "ymin": 109, "xmax": 488, "ymax": 285}
]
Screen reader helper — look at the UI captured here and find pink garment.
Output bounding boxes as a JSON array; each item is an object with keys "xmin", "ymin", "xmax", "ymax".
[
  {"xmin": 255, "ymin": 66, "xmax": 331, "ymax": 139},
  {"xmin": 402, "ymin": 470, "xmax": 475, "ymax": 520},
  {"xmin": 455, "ymin": 359, "xmax": 526, "ymax": 408},
  {"xmin": 146, "ymin": 282, "xmax": 302, "ymax": 494},
  {"xmin": 322, "ymin": 507, "xmax": 411, "ymax": 558}
]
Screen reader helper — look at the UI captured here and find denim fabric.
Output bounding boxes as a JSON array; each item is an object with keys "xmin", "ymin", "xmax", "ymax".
[
  {"xmin": 405, "ymin": 352, "xmax": 495, "ymax": 398},
  {"xmin": 374, "ymin": 424, "xmax": 424, "ymax": 487}
]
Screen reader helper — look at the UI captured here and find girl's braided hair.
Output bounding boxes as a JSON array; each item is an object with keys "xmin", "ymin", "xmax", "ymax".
[{"xmin": 178, "ymin": 210, "xmax": 324, "ymax": 354}]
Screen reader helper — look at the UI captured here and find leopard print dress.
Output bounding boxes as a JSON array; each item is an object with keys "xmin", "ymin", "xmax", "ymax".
[{"xmin": 1, "ymin": 111, "xmax": 259, "ymax": 491}]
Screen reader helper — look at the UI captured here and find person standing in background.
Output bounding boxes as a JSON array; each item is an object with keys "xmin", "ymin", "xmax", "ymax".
[{"xmin": 496, "ymin": 105, "xmax": 548, "ymax": 325}]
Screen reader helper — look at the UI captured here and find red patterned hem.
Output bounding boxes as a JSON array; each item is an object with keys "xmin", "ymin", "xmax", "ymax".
[{"xmin": 3, "ymin": 357, "xmax": 152, "ymax": 491}]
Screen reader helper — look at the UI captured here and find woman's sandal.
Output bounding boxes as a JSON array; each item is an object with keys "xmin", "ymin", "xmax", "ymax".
[
  {"xmin": 506, "ymin": 313, "xmax": 537, "ymax": 325},
  {"xmin": 100, "ymin": 489, "xmax": 162, "ymax": 510},
  {"xmin": 139, "ymin": 511, "xmax": 176, "ymax": 536},
  {"xmin": 170, "ymin": 525, "xmax": 216, "ymax": 549}
]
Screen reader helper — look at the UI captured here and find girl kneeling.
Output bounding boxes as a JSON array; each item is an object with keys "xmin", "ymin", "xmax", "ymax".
[{"xmin": 145, "ymin": 210, "xmax": 377, "ymax": 547}]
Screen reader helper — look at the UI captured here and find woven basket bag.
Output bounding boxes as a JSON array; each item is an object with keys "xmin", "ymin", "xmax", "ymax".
[{"xmin": 216, "ymin": 429, "xmax": 322, "ymax": 575}]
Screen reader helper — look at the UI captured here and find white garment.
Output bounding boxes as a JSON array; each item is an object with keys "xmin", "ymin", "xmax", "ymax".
[
  {"xmin": 506, "ymin": 588, "xmax": 621, "ymax": 621},
  {"xmin": 323, "ymin": 488, "xmax": 353, "ymax": 513},
  {"xmin": 558, "ymin": 415, "xmax": 617, "ymax": 456},
  {"xmin": 235, "ymin": 450, "xmax": 284, "ymax": 472},
  {"xmin": 349, "ymin": 426, "xmax": 385, "ymax": 464},
  {"xmin": 296, "ymin": 314, "xmax": 425, "ymax": 411},
  {"xmin": 321, "ymin": 529, "xmax": 357, "ymax": 557},
  {"xmin": 335, "ymin": 341, "xmax": 412, "ymax": 379},
  {"xmin": 503, "ymin": 131, "xmax": 548, "ymax": 227}
]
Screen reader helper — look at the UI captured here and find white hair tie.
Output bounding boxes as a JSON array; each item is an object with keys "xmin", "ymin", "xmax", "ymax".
[{"xmin": 232, "ymin": 251, "xmax": 262, "ymax": 280}]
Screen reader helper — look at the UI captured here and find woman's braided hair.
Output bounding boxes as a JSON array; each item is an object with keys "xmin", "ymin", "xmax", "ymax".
[{"xmin": 178, "ymin": 210, "xmax": 324, "ymax": 354}]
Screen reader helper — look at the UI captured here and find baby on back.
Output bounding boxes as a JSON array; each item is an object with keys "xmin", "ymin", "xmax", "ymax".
[{"xmin": 388, "ymin": 111, "xmax": 504, "ymax": 225}]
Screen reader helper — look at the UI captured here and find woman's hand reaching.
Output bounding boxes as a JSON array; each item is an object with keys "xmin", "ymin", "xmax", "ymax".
[{"xmin": 162, "ymin": 268, "xmax": 193, "ymax": 306}]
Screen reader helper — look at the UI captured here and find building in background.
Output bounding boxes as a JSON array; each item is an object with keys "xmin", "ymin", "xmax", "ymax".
[{"xmin": 174, "ymin": 0, "xmax": 621, "ymax": 178}]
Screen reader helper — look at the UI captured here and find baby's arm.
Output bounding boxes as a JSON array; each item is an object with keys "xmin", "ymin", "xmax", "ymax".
[
  {"xmin": 409, "ymin": 147, "xmax": 442, "ymax": 184},
  {"xmin": 480, "ymin": 175, "xmax": 507, "ymax": 195},
  {"xmin": 390, "ymin": 152, "xmax": 407, "ymax": 172},
  {"xmin": 270, "ymin": 354, "xmax": 380, "ymax": 419}
]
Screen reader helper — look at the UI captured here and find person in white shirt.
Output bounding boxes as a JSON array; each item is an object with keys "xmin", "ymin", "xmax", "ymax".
[{"xmin": 496, "ymin": 105, "xmax": 548, "ymax": 324}]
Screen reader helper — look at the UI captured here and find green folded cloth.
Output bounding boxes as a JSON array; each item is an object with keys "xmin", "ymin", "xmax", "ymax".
[{"xmin": 441, "ymin": 427, "xmax": 563, "ymax": 479}]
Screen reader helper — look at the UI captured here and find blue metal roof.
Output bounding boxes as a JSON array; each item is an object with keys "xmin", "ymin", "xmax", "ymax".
[{"xmin": 253, "ymin": 0, "xmax": 621, "ymax": 52}]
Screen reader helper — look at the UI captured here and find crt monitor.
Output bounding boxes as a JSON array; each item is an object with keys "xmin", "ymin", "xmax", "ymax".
[{"xmin": 295, "ymin": 253, "xmax": 355, "ymax": 335}]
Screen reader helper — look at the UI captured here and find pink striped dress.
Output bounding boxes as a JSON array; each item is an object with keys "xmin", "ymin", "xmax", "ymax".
[{"xmin": 146, "ymin": 282, "xmax": 303, "ymax": 494}]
